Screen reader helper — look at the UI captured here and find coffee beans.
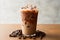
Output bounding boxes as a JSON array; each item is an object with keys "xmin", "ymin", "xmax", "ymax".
[
  {"xmin": 9, "ymin": 30, "xmax": 22, "ymax": 37},
  {"xmin": 36, "ymin": 30, "xmax": 46, "ymax": 39},
  {"xmin": 9, "ymin": 30, "xmax": 46, "ymax": 39}
]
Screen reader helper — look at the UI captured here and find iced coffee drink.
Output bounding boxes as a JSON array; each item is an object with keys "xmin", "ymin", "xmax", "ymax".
[{"xmin": 20, "ymin": 5, "xmax": 38, "ymax": 36}]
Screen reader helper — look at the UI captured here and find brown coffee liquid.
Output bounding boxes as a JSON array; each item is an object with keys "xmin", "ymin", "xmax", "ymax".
[{"xmin": 21, "ymin": 5, "xmax": 38, "ymax": 35}]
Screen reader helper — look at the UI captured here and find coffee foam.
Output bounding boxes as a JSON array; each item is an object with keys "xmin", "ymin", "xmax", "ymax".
[
  {"xmin": 21, "ymin": 5, "xmax": 36, "ymax": 9},
  {"xmin": 21, "ymin": 5, "xmax": 38, "ymax": 14}
]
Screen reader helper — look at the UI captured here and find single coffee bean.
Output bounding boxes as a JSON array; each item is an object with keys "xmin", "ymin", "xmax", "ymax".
[
  {"xmin": 19, "ymin": 36, "xmax": 22, "ymax": 39},
  {"xmin": 19, "ymin": 37, "xmax": 21, "ymax": 39}
]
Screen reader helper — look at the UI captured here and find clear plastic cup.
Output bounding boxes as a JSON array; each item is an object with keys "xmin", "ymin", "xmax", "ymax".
[{"xmin": 20, "ymin": 5, "xmax": 38, "ymax": 36}]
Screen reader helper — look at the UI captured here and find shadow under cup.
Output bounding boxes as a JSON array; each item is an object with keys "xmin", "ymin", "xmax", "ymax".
[{"xmin": 21, "ymin": 9, "xmax": 38, "ymax": 36}]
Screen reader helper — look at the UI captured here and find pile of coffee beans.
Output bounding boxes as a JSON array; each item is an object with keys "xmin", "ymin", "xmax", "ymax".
[
  {"xmin": 9, "ymin": 30, "xmax": 46, "ymax": 39},
  {"xmin": 9, "ymin": 30, "xmax": 22, "ymax": 37},
  {"xmin": 36, "ymin": 30, "xmax": 46, "ymax": 39}
]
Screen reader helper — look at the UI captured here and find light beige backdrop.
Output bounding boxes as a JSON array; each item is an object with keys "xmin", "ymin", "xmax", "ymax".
[{"xmin": 0, "ymin": 0, "xmax": 60, "ymax": 24}]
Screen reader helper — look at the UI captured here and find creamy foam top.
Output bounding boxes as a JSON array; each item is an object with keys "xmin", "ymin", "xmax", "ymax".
[{"xmin": 21, "ymin": 5, "xmax": 38, "ymax": 13}]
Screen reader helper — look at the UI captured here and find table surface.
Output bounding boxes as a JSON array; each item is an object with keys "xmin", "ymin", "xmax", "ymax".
[{"xmin": 0, "ymin": 24, "xmax": 60, "ymax": 40}]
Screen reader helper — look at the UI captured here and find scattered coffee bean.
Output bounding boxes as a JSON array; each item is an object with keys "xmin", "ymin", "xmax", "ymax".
[
  {"xmin": 19, "ymin": 37, "xmax": 21, "ymax": 39},
  {"xmin": 19, "ymin": 36, "xmax": 22, "ymax": 39}
]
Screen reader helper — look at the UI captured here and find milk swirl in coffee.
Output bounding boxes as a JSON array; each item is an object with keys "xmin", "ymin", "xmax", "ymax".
[{"xmin": 20, "ymin": 5, "xmax": 38, "ymax": 36}]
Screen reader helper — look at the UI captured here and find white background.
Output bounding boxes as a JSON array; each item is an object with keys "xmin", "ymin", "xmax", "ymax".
[{"xmin": 0, "ymin": 0, "xmax": 60, "ymax": 24}]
